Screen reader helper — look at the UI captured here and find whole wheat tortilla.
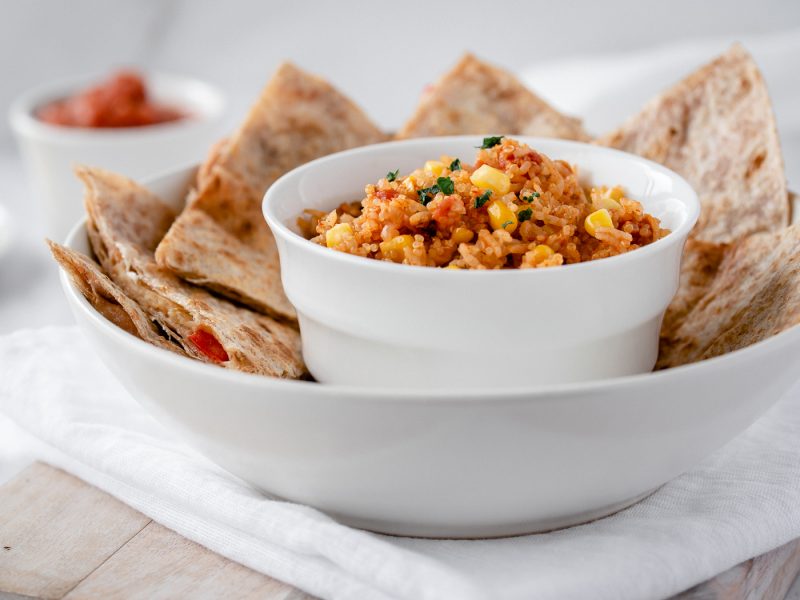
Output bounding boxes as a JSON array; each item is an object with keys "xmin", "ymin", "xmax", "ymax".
[
  {"xmin": 396, "ymin": 53, "xmax": 589, "ymax": 141},
  {"xmin": 155, "ymin": 62, "xmax": 386, "ymax": 321},
  {"xmin": 48, "ymin": 240, "xmax": 185, "ymax": 355},
  {"xmin": 657, "ymin": 223, "xmax": 800, "ymax": 368},
  {"xmin": 661, "ymin": 189, "xmax": 797, "ymax": 343},
  {"xmin": 659, "ymin": 238, "xmax": 730, "ymax": 342},
  {"xmin": 79, "ymin": 165, "xmax": 306, "ymax": 378},
  {"xmin": 596, "ymin": 44, "xmax": 788, "ymax": 244}
]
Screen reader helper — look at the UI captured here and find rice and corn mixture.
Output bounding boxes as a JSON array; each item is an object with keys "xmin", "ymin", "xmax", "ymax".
[{"xmin": 298, "ymin": 137, "xmax": 669, "ymax": 269}]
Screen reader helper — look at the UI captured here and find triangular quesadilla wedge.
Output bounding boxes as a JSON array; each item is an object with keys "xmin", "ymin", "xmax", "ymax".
[
  {"xmin": 79, "ymin": 166, "xmax": 306, "ymax": 378},
  {"xmin": 396, "ymin": 53, "xmax": 589, "ymax": 141},
  {"xmin": 661, "ymin": 188, "xmax": 797, "ymax": 343},
  {"xmin": 659, "ymin": 238, "xmax": 730, "ymax": 342},
  {"xmin": 657, "ymin": 223, "xmax": 800, "ymax": 368},
  {"xmin": 47, "ymin": 240, "xmax": 185, "ymax": 355},
  {"xmin": 596, "ymin": 44, "xmax": 788, "ymax": 244},
  {"xmin": 155, "ymin": 62, "xmax": 386, "ymax": 321}
]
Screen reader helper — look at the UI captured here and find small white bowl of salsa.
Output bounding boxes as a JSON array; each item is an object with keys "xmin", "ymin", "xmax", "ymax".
[{"xmin": 9, "ymin": 70, "xmax": 226, "ymax": 240}]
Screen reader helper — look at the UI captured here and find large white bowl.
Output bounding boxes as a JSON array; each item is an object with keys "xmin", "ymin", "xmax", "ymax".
[
  {"xmin": 264, "ymin": 137, "xmax": 699, "ymax": 388},
  {"xmin": 9, "ymin": 72, "xmax": 225, "ymax": 240},
  {"xmin": 59, "ymin": 164, "xmax": 800, "ymax": 538}
]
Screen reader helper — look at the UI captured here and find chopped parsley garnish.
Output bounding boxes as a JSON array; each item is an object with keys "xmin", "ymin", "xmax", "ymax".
[
  {"xmin": 501, "ymin": 220, "xmax": 514, "ymax": 229},
  {"xmin": 418, "ymin": 185, "xmax": 439, "ymax": 206},
  {"xmin": 478, "ymin": 136, "xmax": 504, "ymax": 149},
  {"xmin": 436, "ymin": 176, "xmax": 455, "ymax": 195},
  {"xmin": 474, "ymin": 190, "xmax": 492, "ymax": 208},
  {"xmin": 449, "ymin": 158, "xmax": 461, "ymax": 171},
  {"xmin": 518, "ymin": 207, "xmax": 533, "ymax": 222},
  {"xmin": 522, "ymin": 191, "xmax": 541, "ymax": 202},
  {"xmin": 386, "ymin": 169, "xmax": 399, "ymax": 182},
  {"xmin": 418, "ymin": 177, "xmax": 455, "ymax": 205}
]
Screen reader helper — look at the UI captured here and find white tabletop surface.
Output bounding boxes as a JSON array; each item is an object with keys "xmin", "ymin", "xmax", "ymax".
[{"xmin": 0, "ymin": 151, "xmax": 70, "ymax": 333}]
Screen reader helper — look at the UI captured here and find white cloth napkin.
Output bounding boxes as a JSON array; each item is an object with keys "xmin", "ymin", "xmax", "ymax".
[{"xmin": 2, "ymin": 325, "xmax": 800, "ymax": 600}]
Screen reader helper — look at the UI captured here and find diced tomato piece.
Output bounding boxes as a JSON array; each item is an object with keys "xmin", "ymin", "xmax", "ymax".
[
  {"xmin": 432, "ymin": 195, "xmax": 456, "ymax": 219},
  {"xmin": 431, "ymin": 195, "xmax": 465, "ymax": 228},
  {"xmin": 188, "ymin": 328, "xmax": 229, "ymax": 363},
  {"xmin": 375, "ymin": 189, "xmax": 398, "ymax": 200},
  {"xmin": 528, "ymin": 150, "xmax": 543, "ymax": 165}
]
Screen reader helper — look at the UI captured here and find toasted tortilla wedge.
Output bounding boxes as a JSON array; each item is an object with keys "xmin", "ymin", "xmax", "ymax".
[
  {"xmin": 48, "ymin": 240, "xmax": 185, "ymax": 355},
  {"xmin": 657, "ymin": 223, "xmax": 800, "ymax": 368},
  {"xmin": 155, "ymin": 62, "xmax": 386, "ymax": 320},
  {"xmin": 659, "ymin": 238, "xmax": 730, "ymax": 342},
  {"xmin": 79, "ymin": 166, "xmax": 306, "ymax": 378},
  {"xmin": 662, "ymin": 188, "xmax": 797, "ymax": 342},
  {"xmin": 396, "ymin": 53, "xmax": 589, "ymax": 141},
  {"xmin": 596, "ymin": 44, "xmax": 788, "ymax": 243}
]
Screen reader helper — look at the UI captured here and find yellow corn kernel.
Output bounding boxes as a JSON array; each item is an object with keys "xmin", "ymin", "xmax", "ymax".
[
  {"xmin": 531, "ymin": 244, "xmax": 554, "ymax": 262},
  {"xmin": 593, "ymin": 196, "xmax": 621, "ymax": 211},
  {"xmin": 591, "ymin": 187, "xmax": 622, "ymax": 211},
  {"xmin": 379, "ymin": 234, "xmax": 414, "ymax": 262},
  {"xmin": 584, "ymin": 208, "xmax": 615, "ymax": 238},
  {"xmin": 424, "ymin": 160, "xmax": 446, "ymax": 177},
  {"xmin": 326, "ymin": 223, "xmax": 354, "ymax": 248},
  {"xmin": 452, "ymin": 227, "xmax": 474, "ymax": 244},
  {"xmin": 470, "ymin": 164, "xmax": 511, "ymax": 195},
  {"xmin": 445, "ymin": 264, "xmax": 461, "ymax": 269},
  {"xmin": 487, "ymin": 200, "xmax": 518, "ymax": 233}
]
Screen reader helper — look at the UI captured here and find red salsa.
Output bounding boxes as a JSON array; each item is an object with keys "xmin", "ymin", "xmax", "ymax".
[{"xmin": 37, "ymin": 71, "xmax": 185, "ymax": 128}]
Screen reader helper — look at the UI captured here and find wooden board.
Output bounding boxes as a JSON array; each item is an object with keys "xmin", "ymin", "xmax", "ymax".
[
  {"xmin": 678, "ymin": 540, "xmax": 800, "ymax": 599},
  {"xmin": 64, "ymin": 523, "xmax": 310, "ymax": 600},
  {"xmin": 0, "ymin": 463, "xmax": 797, "ymax": 600},
  {"xmin": 0, "ymin": 464, "xmax": 313, "ymax": 600},
  {"xmin": 0, "ymin": 463, "xmax": 150, "ymax": 599}
]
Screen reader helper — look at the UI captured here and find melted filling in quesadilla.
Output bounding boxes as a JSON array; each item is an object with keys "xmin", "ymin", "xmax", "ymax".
[{"xmin": 188, "ymin": 328, "xmax": 230, "ymax": 363}]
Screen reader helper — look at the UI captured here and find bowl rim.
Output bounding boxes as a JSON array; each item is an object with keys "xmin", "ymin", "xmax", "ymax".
[
  {"xmin": 263, "ymin": 135, "xmax": 701, "ymax": 278},
  {"xmin": 8, "ymin": 70, "xmax": 226, "ymax": 142},
  {"xmin": 61, "ymin": 217, "xmax": 800, "ymax": 403}
]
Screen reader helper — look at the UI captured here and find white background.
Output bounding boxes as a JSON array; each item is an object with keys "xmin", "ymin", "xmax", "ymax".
[{"xmin": 1, "ymin": 0, "xmax": 799, "ymax": 144}]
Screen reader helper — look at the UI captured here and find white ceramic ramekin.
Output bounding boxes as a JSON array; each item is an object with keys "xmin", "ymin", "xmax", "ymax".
[
  {"xmin": 264, "ymin": 136, "xmax": 700, "ymax": 388},
  {"xmin": 9, "ymin": 72, "xmax": 226, "ymax": 240}
]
